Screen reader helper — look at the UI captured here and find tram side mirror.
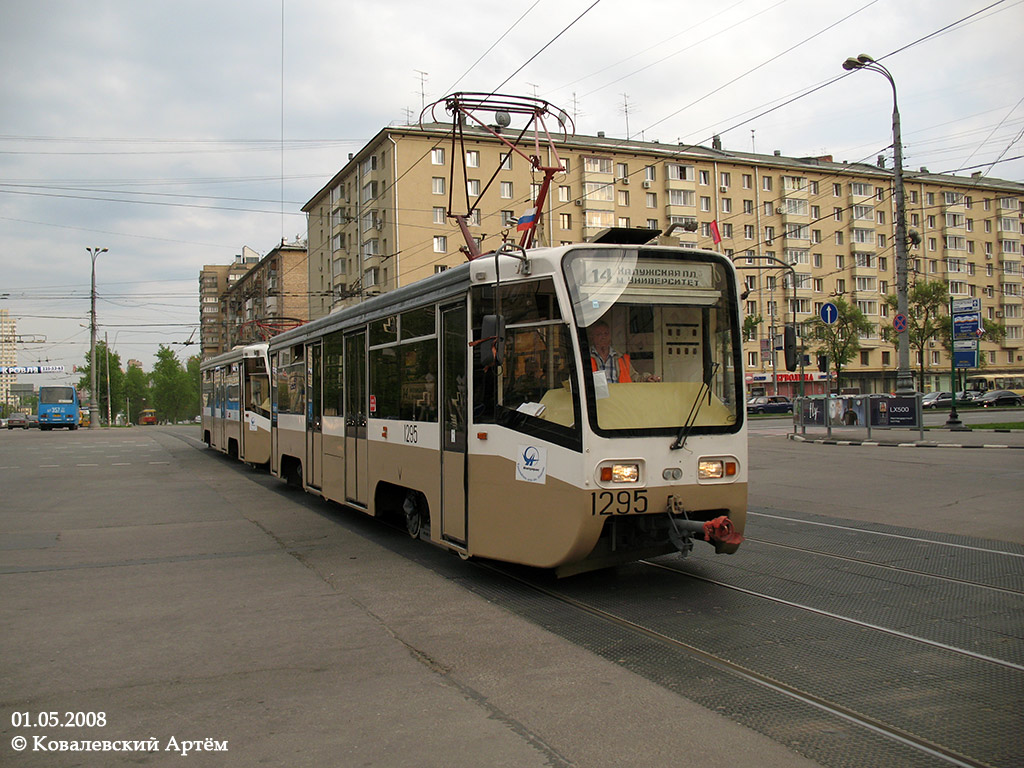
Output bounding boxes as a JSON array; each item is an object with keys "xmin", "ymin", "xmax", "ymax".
[
  {"xmin": 479, "ymin": 314, "xmax": 506, "ymax": 368},
  {"xmin": 783, "ymin": 324, "xmax": 798, "ymax": 372}
]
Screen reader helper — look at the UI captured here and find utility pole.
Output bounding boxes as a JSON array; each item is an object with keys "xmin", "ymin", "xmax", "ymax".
[{"xmin": 86, "ymin": 247, "xmax": 107, "ymax": 428}]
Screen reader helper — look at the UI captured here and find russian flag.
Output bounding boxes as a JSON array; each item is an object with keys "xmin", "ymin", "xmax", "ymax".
[{"xmin": 516, "ymin": 206, "xmax": 537, "ymax": 232}]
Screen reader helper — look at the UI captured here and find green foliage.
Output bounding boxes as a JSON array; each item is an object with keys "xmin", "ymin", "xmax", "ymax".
[
  {"xmin": 124, "ymin": 364, "xmax": 152, "ymax": 424},
  {"xmin": 76, "ymin": 340, "xmax": 125, "ymax": 425},
  {"xmin": 151, "ymin": 345, "xmax": 195, "ymax": 424},
  {"xmin": 742, "ymin": 313, "xmax": 763, "ymax": 342},
  {"xmin": 882, "ymin": 279, "xmax": 947, "ymax": 390},
  {"xmin": 802, "ymin": 296, "xmax": 873, "ymax": 392}
]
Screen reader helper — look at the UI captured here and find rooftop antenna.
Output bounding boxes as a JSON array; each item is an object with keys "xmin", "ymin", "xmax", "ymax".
[{"xmin": 414, "ymin": 70, "xmax": 429, "ymax": 112}]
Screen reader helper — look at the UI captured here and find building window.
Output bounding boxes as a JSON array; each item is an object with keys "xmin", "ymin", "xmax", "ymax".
[
  {"xmin": 584, "ymin": 156, "xmax": 613, "ymax": 174},
  {"xmin": 432, "ymin": 177, "xmax": 445, "ymax": 195},
  {"xmin": 465, "ymin": 150, "xmax": 480, "ymax": 168},
  {"xmin": 584, "ymin": 181, "xmax": 614, "ymax": 202},
  {"xmin": 667, "ymin": 164, "xmax": 695, "ymax": 181},
  {"xmin": 433, "ymin": 207, "xmax": 446, "ymax": 225},
  {"xmin": 559, "ymin": 213, "xmax": 572, "ymax": 230},
  {"xmin": 500, "ymin": 181, "xmax": 513, "ymax": 199},
  {"xmin": 431, "ymin": 148, "xmax": 445, "ymax": 165},
  {"xmin": 433, "ymin": 236, "xmax": 447, "ymax": 253}
]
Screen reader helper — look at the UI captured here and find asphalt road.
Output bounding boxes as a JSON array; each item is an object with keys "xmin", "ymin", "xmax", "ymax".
[{"xmin": 1, "ymin": 425, "xmax": 1019, "ymax": 766}]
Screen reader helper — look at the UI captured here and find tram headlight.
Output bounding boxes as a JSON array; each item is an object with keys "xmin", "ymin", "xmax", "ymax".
[
  {"xmin": 600, "ymin": 463, "xmax": 640, "ymax": 483},
  {"xmin": 698, "ymin": 458, "xmax": 738, "ymax": 480}
]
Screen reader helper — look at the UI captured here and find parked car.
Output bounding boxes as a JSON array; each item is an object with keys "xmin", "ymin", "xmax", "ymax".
[
  {"xmin": 747, "ymin": 395, "xmax": 793, "ymax": 414},
  {"xmin": 921, "ymin": 391, "xmax": 953, "ymax": 409},
  {"xmin": 7, "ymin": 412, "xmax": 30, "ymax": 429},
  {"xmin": 975, "ymin": 389, "xmax": 1024, "ymax": 408}
]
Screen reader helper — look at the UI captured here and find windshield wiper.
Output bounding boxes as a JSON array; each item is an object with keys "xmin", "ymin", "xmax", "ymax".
[{"xmin": 670, "ymin": 362, "xmax": 719, "ymax": 451}]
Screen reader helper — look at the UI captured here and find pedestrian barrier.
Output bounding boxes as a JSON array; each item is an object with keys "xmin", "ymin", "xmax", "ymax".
[{"xmin": 793, "ymin": 394, "xmax": 924, "ymax": 441}]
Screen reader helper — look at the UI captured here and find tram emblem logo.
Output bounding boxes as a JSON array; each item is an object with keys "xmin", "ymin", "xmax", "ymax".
[{"xmin": 516, "ymin": 445, "xmax": 547, "ymax": 484}]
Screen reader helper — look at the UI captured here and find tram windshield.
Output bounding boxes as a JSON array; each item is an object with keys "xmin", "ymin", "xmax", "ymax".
[{"xmin": 563, "ymin": 248, "xmax": 742, "ymax": 434}]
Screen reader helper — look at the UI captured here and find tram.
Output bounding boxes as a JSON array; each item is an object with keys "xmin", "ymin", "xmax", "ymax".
[
  {"xmin": 200, "ymin": 342, "xmax": 272, "ymax": 465},
  {"xmin": 260, "ymin": 234, "xmax": 746, "ymax": 574}
]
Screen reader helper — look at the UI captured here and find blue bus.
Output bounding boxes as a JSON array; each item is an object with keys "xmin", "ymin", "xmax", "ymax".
[{"xmin": 38, "ymin": 386, "xmax": 80, "ymax": 430}]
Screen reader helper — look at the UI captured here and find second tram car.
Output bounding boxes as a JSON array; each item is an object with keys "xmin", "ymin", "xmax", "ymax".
[
  {"xmin": 240, "ymin": 238, "xmax": 747, "ymax": 574},
  {"xmin": 201, "ymin": 343, "xmax": 272, "ymax": 465}
]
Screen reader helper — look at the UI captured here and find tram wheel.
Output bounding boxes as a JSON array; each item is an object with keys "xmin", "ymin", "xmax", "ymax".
[{"xmin": 403, "ymin": 492, "xmax": 423, "ymax": 539}]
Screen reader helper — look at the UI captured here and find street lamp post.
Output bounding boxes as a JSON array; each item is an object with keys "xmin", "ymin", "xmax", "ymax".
[
  {"xmin": 842, "ymin": 54, "xmax": 915, "ymax": 394},
  {"xmin": 86, "ymin": 247, "xmax": 107, "ymax": 428}
]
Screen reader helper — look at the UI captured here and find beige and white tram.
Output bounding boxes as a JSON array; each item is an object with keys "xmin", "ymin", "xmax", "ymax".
[
  {"xmin": 265, "ymin": 237, "xmax": 747, "ymax": 575},
  {"xmin": 201, "ymin": 343, "xmax": 272, "ymax": 465}
]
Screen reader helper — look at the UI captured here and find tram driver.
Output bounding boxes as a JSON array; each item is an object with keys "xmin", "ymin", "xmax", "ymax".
[{"xmin": 588, "ymin": 321, "xmax": 660, "ymax": 383}]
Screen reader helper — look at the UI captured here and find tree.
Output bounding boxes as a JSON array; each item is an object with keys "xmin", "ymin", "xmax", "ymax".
[
  {"xmin": 151, "ymin": 345, "xmax": 193, "ymax": 423},
  {"xmin": 185, "ymin": 355, "xmax": 202, "ymax": 421},
  {"xmin": 882, "ymin": 280, "xmax": 948, "ymax": 391},
  {"xmin": 802, "ymin": 296, "xmax": 873, "ymax": 392},
  {"xmin": 77, "ymin": 340, "xmax": 125, "ymax": 425},
  {"xmin": 742, "ymin": 313, "xmax": 763, "ymax": 343},
  {"xmin": 124, "ymin": 364, "xmax": 152, "ymax": 424}
]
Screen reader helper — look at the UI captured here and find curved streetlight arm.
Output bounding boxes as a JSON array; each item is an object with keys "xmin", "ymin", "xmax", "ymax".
[{"xmin": 842, "ymin": 54, "xmax": 913, "ymax": 393}]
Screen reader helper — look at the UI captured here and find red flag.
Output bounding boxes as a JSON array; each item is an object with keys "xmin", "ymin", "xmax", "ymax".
[{"xmin": 710, "ymin": 219, "xmax": 722, "ymax": 245}]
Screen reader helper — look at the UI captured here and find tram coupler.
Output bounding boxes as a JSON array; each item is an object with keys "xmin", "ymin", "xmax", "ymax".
[{"xmin": 667, "ymin": 496, "xmax": 744, "ymax": 555}]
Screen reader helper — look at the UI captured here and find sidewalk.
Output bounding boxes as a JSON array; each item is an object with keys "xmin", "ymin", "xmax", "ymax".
[{"xmin": 788, "ymin": 424, "xmax": 1024, "ymax": 449}]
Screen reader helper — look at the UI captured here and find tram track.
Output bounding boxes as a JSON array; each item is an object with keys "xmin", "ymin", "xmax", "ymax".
[
  {"xmin": 742, "ymin": 535, "xmax": 1024, "ymax": 597},
  {"xmin": 477, "ymin": 558, "xmax": 995, "ymax": 768},
  {"xmin": 640, "ymin": 558, "xmax": 1024, "ymax": 674}
]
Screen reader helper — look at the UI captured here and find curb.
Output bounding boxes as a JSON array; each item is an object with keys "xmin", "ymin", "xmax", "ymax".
[{"xmin": 787, "ymin": 433, "xmax": 1024, "ymax": 449}]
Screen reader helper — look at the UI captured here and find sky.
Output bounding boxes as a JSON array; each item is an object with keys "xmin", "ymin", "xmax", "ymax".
[{"xmin": 2, "ymin": 0, "xmax": 1022, "ymax": 390}]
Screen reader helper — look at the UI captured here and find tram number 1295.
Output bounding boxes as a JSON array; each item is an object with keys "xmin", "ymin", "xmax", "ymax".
[{"xmin": 591, "ymin": 490, "xmax": 648, "ymax": 516}]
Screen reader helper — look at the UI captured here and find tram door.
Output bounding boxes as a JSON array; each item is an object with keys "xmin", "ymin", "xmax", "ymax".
[
  {"xmin": 306, "ymin": 341, "xmax": 323, "ymax": 490},
  {"xmin": 344, "ymin": 330, "xmax": 368, "ymax": 506},
  {"xmin": 440, "ymin": 303, "xmax": 468, "ymax": 544},
  {"xmin": 214, "ymin": 367, "xmax": 226, "ymax": 450}
]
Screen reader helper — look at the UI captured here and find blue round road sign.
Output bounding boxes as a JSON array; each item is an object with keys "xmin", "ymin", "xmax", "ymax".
[
  {"xmin": 893, "ymin": 313, "xmax": 908, "ymax": 333},
  {"xmin": 820, "ymin": 302, "xmax": 839, "ymax": 324}
]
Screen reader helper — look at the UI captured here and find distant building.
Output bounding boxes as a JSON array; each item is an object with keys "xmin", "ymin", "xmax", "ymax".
[
  {"xmin": 1, "ymin": 309, "xmax": 16, "ymax": 408},
  {"xmin": 224, "ymin": 239, "xmax": 309, "ymax": 349},
  {"xmin": 303, "ymin": 123, "xmax": 1024, "ymax": 394},
  {"xmin": 199, "ymin": 241, "xmax": 309, "ymax": 359},
  {"xmin": 199, "ymin": 247, "xmax": 260, "ymax": 359}
]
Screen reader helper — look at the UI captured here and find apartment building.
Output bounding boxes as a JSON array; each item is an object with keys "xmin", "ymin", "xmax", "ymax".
[
  {"xmin": 1, "ymin": 309, "xmax": 17, "ymax": 408},
  {"xmin": 199, "ymin": 247, "xmax": 260, "ymax": 359},
  {"xmin": 303, "ymin": 123, "xmax": 1024, "ymax": 394},
  {"xmin": 223, "ymin": 239, "xmax": 309, "ymax": 349}
]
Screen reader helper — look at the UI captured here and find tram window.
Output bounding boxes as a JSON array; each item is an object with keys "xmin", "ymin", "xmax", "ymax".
[
  {"xmin": 401, "ymin": 306, "xmax": 436, "ymax": 340},
  {"xmin": 370, "ymin": 315, "xmax": 398, "ymax": 346},
  {"xmin": 399, "ymin": 339, "xmax": 438, "ymax": 421},
  {"xmin": 369, "ymin": 347, "xmax": 400, "ymax": 419},
  {"xmin": 323, "ymin": 331, "xmax": 344, "ymax": 417},
  {"xmin": 276, "ymin": 346, "xmax": 305, "ymax": 416},
  {"xmin": 498, "ymin": 279, "xmax": 560, "ymax": 324},
  {"xmin": 369, "ymin": 340, "xmax": 438, "ymax": 422}
]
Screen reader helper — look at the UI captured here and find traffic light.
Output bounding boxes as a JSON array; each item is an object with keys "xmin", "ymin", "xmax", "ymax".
[
  {"xmin": 783, "ymin": 324, "xmax": 797, "ymax": 372},
  {"xmin": 817, "ymin": 354, "xmax": 828, "ymax": 372}
]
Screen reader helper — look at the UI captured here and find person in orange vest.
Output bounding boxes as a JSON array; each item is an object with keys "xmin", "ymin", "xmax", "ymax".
[{"xmin": 589, "ymin": 321, "xmax": 660, "ymax": 382}]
